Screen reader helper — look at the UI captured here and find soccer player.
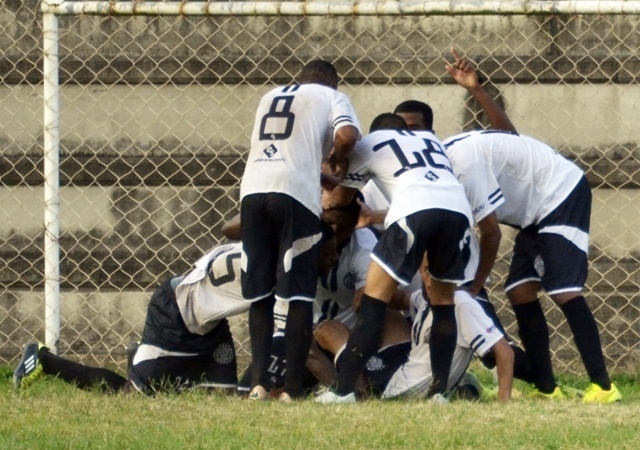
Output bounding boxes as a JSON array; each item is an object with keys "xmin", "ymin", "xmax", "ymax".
[
  {"xmin": 235, "ymin": 197, "xmax": 407, "ymax": 398},
  {"xmin": 13, "ymin": 243, "xmax": 249, "ymax": 395},
  {"xmin": 316, "ymin": 113, "xmax": 474, "ymax": 404},
  {"xmin": 315, "ymin": 261, "xmax": 515, "ymax": 402},
  {"xmin": 443, "ymin": 130, "xmax": 621, "ymax": 403},
  {"xmin": 239, "ymin": 60, "xmax": 361, "ymax": 401}
]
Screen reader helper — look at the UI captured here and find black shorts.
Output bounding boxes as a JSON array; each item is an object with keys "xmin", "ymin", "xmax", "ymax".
[
  {"xmin": 371, "ymin": 209, "xmax": 471, "ymax": 285},
  {"xmin": 241, "ymin": 193, "xmax": 321, "ymax": 302},
  {"xmin": 141, "ymin": 277, "xmax": 231, "ymax": 354},
  {"xmin": 505, "ymin": 176, "xmax": 590, "ymax": 295},
  {"xmin": 129, "ymin": 320, "xmax": 237, "ymax": 395},
  {"xmin": 336, "ymin": 341, "xmax": 411, "ymax": 397}
]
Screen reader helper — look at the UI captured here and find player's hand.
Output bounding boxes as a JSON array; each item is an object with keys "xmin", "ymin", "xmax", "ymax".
[
  {"xmin": 324, "ymin": 148, "xmax": 348, "ymax": 179},
  {"xmin": 355, "ymin": 198, "xmax": 373, "ymax": 229},
  {"xmin": 445, "ymin": 47, "xmax": 480, "ymax": 91}
]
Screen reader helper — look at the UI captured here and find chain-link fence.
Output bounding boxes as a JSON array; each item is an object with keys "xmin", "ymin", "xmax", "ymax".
[{"xmin": 1, "ymin": 1, "xmax": 639, "ymax": 375}]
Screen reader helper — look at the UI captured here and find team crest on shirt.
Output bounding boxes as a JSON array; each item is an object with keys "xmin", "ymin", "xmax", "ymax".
[
  {"xmin": 343, "ymin": 272, "xmax": 356, "ymax": 290},
  {"xmin": 263, "ymin": 144, "xmax": 278, "ymax": 158}
]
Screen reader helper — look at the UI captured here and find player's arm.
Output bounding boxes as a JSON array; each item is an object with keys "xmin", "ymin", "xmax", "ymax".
[
  {"xmin": 221, "ymin": 213, "xmax": 241, "ymax": 240},
  {"xmin": 355, "ymin": 198, "xmax": 387, "ymax": 229},
  {"xmin": 445, "ymin": 47, "xmax": 517, "ymax": 133},
  {"xmin": 326, "ymin": 125, "xmax": 359, "ymax": 178},
  {"xmin": 306, "ymin": 338, "xmax": 338, "ymax": 387},
  {"xmin": 488, "ymin": 337, "xmax": 514, "ymax": 401},
  {"xmin": 468, "ymin": 212, "xmax": 501, "ymax": 297}
]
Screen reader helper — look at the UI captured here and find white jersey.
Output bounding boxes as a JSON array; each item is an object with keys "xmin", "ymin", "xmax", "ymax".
[
  {"xmin": 382, "ymin": 289, "xmax": 504, "ymax": 399},
  {"xmin": 314, "ymin": 228, "xmax": 377, "ymax": 329},
  {"xmin": 274, "ymin": 228, "xmax": 377, "ymax": 331},
  {"xmin": 175, "ymin": 243, "xmax": 249, "ymax": 336},
  {"xmin": 342, "ymin": 129, "xmax": 472, "ymax": 228},
  {"xmin": 443, "ymin": 130, "xmax": 584, "ymax": 228},
  {"xmin": 240, "ymin": 83, "xmax": 361, "ymax": 216}
]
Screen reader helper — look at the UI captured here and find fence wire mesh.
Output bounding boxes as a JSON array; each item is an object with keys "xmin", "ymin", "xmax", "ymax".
[{"xmin": 1, "ymin": 2, "xmax": 639, "ymax": 375}]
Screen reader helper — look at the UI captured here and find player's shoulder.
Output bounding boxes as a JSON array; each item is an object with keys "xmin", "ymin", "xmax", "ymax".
[{"xmin": 442, "ymin": 130, "xmax": 479, "ymax": 149}]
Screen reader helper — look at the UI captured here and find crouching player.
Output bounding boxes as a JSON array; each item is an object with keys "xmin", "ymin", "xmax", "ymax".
[
  {"xmin": 315, "ymin": 260, "xmax": 515, "ymax": 402},
  {"xmin": 13, "ymin": 242, "xmax": 249, "ymax": 395}
]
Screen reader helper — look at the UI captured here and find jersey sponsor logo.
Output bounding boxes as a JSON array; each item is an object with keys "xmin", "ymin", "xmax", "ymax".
[
  {"xmin": 263, "ymin": 144, "xmax": 278, "ymax": 158},
  {"xmin": 253, "ymin": 144, "xmax": 285, "ymax": 162},
  {"xmin": 486, "ymin": 325, "xmax": 496, "ymax": 334}
]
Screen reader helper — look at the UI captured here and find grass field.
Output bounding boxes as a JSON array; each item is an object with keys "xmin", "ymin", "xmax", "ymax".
[{"xmin": 2, "ymin": 366, "xmax": 640, "ymax": 450}]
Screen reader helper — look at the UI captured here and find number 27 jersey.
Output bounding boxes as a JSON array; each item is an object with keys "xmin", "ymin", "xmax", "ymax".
[
  {"xmin": 342, "ymin": 129, "xmax": 472, "ymax": 228},
  {"xmin": 240, "ymin": 83, "xmax": 361, "ymax": 216}
]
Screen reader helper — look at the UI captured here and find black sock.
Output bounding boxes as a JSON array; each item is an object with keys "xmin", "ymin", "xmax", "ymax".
[
  {"xmin": 428, "ymin": 304, "xmax": 457, "ymax": 396},
  {"xmin": 39, "ymin": 349, "xmax": 127, "ymax": 392},
  {"xmin": 513, "ymin": 300, "xmax": 556, "ymax": 393},
  {"xmin": 511, "ymin": 345, "xmax": 535, "ymax": 384},
  {"xmin": 284, "ymin": 300, "xmax": 314, "ymax": 398},
  {"xmin": 335, "ymin": 295, "xmax": 387, "ymax": 396},
  {"xmin": 561, "ymin": 296, "xmax": 611, "ymax": 389},
  {"xmin": 248, "ymin": 295, "xmax": 276, "ymax": 388}
]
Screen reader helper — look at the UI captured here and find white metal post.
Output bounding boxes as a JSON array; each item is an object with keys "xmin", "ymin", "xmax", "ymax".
[{"xmin": 42, "ymin": 8, "xmax": 61, "ymax": 355}]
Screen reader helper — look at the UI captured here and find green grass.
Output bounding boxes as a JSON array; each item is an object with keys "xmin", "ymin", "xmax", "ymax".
[{"xmin": 2, "ymin": 366, "xmax": 640, "ymax": 450}]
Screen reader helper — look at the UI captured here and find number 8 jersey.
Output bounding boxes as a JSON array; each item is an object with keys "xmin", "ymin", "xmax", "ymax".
[{"xmin": 240, "ymin": 84, "xmax": 361, "ymax": 216}]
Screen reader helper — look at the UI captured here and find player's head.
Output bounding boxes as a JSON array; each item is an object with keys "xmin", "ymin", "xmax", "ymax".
[
  {"xmin": 368, "ymin": 113, "xmax": 408, "ymax": 133},
  {"xmin": 321, "ymin": 192, "xmax": 362, "ymax": 245},
  {"xmin": 393, "ymin": 100, "xmax": 433, "ymax": 131},
  {"xmin": 318, "ymin": 220, "xmax": 339, "ymax": 275},
  {"xmin": 299, "ymin": 60, "xmax": 339, "ymax": 89}
]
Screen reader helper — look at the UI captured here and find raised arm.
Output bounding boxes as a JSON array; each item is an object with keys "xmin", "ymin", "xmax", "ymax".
[{"xmin": 445, "ymin": 47, "xmax": 517, "ymax": 133}]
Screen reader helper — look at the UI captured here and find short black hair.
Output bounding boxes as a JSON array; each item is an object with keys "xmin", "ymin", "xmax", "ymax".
[
  {"xmin": 394, "ymin": 100, "xmax": 434, "ymax": 131},
  {"xmin": 369, "ymin": 113, "xmax": 408, "ymax": 133},
  {"xmin": 299, "ymin": 60, "xmax": 339, "ymax": 89}
]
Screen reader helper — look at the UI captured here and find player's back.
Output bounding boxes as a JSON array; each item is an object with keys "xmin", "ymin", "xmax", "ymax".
[
  {"xmin": 444, "ymin": 130, "xmax": 584, "ymax": 227},
  {"xmin": 346, "ymin": 129, "xmax": 472, "ymax": 227},
  {"xmin": 175, "ymin": 243, "xmax": 249, "ymax": 335},
  {"xmin": 241, "ymin": 83, "xmax": 359, "ymax": 215}
]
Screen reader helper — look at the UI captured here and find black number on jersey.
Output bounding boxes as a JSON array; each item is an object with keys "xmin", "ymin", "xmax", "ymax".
[
  {"xmin": 258, "ymin": 86, "xmax": 299, "ymax": 140},
  {"xmin": 373, "ymin": 135, "xmax": 453, "ymax": 178},
  {"xmin": 207, "ymin": 252, "xmax": 241, "ymax": 287}
]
